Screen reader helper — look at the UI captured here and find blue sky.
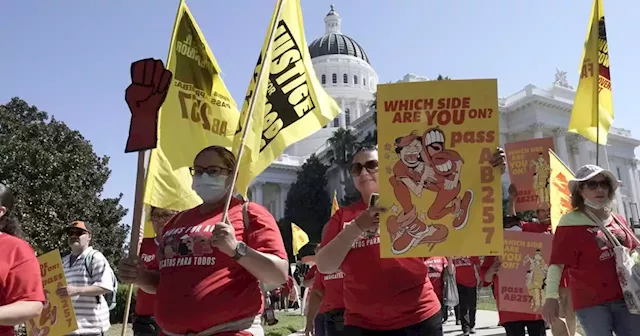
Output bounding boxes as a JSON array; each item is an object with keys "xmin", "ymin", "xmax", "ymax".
[{"xmin": 2, "ymin": 0, "xmax": 638, "ymax": 229}]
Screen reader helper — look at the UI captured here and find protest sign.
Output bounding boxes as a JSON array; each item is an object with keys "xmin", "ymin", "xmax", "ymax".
[{"xmin": 505, "ymin": 138, "xmax": 555, "ymax": 212}]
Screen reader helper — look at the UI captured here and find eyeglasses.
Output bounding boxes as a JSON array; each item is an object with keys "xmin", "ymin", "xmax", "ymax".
[
  {"xmin": 189, "ymin": 166, "xmax": 231, "ymax": 177},
  {"xmin": 150, "ymin": 212, "xmax": 174, "ymax": 223},
  {"xmin": 350, "ymin": 160, "xmax": 379, "ymax": 175},
  {"xmin": 584, "ymin": 180, "xmax": 610, "ymax": 190}
]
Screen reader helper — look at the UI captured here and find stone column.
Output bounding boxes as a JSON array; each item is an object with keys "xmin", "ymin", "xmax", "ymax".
[
  {"xmin": 530, "ymin": 123, "xmax": 545, "ymax": 139},
  {"xmin": 631, "ymin": 164, "xmax": 640, "ymax": 221},
  {"xmin": 499, "ymin": 133, "xmax": 507, "ymax": 147},
  {"xmin": 339, "ymin": 99, "xmax": 346, "ymax": 128},
  {"xmin": 626, "ymin": 160, "xmax": 640, "ymax": 222},
  {"xmin": 569, "ymin": 145, "xmax": 581, "ymax": 172},
  {"xmin": 280, "ymin": 183, "xmax": 290, "ymax": 220},
  {"xmin": 253, "ymin": 181, "xmax": 264, "ymax": 205},
  {"xmin": 578, "ymin": 139, "xmax": 592, "ymax": 167},
  {"xmin": 553, "ymin": 128, "xmax": 570, "ymax": 164}
]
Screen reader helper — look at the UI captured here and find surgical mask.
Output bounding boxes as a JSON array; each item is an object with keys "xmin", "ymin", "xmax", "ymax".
[
  {"xmin": 505, "ymin": 226, "xmax": 523, "ymax": 232},
  {"xmin": 584, "ymin": 198, "xmax": 610, "ymax": 210},
  {"xmin": 192, "ymin": 173, "xmax": 228, "ymax": 203}
]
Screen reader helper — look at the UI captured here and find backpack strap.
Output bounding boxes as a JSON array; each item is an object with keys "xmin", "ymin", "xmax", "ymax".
[
  {"xmin": 84, "ymin": 250, "xmax": 97, "ymax": 278},
  {"xmin": 242, "ymin": 201, "xmax": 250, "ymax": 231}
]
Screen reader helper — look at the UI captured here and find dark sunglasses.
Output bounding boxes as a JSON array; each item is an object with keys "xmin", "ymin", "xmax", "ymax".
[
  {"xmin": 584, "ymin": 180, "xmax": 610, "ymax": 190},
  {"xmin": 350, "ymin": 160, "xmax": 379, "ymax": 175},
  {"xmin": 67, "ymin": 229, "xmax": 87, "ymax": 237}
]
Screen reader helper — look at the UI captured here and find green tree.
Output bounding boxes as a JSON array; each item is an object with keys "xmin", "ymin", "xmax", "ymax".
[
  {"xmin": 284, "ymin": 154, "xmax": 331, "ymax": 244},
  {"xmin": 0, "ymin": 98, "xmax": 129, "ymax": 267},
  {"xmin": 327, "ymin": 128, "xmax": 360, "ymax": 205},
  {"xmin": 435, "ymin": 74, "xmax": 451, "ymax": 80}
]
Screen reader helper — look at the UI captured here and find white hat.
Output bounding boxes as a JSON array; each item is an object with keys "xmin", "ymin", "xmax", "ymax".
[{"xmin": 568, "ymin": 164, "xmax": 621, "ymax": 194}]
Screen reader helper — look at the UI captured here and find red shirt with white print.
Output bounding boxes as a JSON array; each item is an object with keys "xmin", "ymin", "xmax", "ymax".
[
  {"xmin": 424, "ymin": 257, "xmax": 448, "ymax": 301},
  {"xmin": 0, "ymin": 233, "xmax": 46, "ymax": 336},
  {"xmin": 312, "ymin": 270, "xmax": 345, "ymax": 314},
  {"xmin": 319, "ymin": 200, "xmax": 440, "ymax": 330},
  {"xmin": 155, "ymin": 198, "xmax": 287, "ymax": 336},
  {"xmin": 549, "ymin": 212, "xmax": 638, "ymax": 310},
  {"xmin": 135, "ymin": 237, "xmax": 159, "ymax": 316},
  {"xmin": 453, "ymin": 257, "xmax": 480, "ymax": 288}
]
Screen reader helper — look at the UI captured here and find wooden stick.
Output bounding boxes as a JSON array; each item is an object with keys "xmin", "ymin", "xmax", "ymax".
[
  {"xmin": 221, "ymin": 0, "xmax": 286, "ymax": 222},
  {"xmin": 121, "ymin": 151, "xmax": 147, "ymax": 335}
]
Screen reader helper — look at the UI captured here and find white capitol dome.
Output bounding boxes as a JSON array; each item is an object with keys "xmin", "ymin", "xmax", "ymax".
[{"xmin": 248, "ymin": 6, "xmax": 640, "ymax": 228}]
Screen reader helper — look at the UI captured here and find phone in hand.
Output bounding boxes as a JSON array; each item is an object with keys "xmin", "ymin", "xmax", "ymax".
[{"xmin": 368, "ymin": 193, "xmax": 379, "ymax": 209}]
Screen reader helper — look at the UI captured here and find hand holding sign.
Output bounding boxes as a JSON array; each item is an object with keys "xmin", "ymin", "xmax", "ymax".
[{"xmin": 124, "ymin": 58, "xmax": 173, "ymax": 153}]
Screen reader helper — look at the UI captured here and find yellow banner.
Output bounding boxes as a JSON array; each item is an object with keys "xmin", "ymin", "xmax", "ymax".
[
  {"xmin": 377, "ymin": 79, "xmax": 503, "ymax": 258},
  {"xmin": 142, "ymin": 0, "xmax": 239, "ymax": 236},
  {"xmin": 291, "ymin": 222, "xmax": 309, "ymax": 256},
  {"xmin": 232, "ymin": 0, "xmax": 341, "ymax": 197},
  {"xmin": 568, "ymin": 0, "xmax": 613, "ymax": 145},
  {"xmin": 549, "ymin": 150, "xmax": 575, "ymax": 232},
  {"xmin": 331, "ymin": 190, "xmax": 339, "ymax": 216},
  {"xmin": 26, "ymin": 250, "xmax": 78, "ymax": 336}
]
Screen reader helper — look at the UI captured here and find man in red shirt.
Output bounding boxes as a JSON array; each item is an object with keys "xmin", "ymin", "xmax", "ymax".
[
  {"xmin": 452, "ymin": 256, "xmax": 481, "ymax": 335},
  {"xmin": 133, "ymin": 206, "xmax": 176, "ymax": 336}
]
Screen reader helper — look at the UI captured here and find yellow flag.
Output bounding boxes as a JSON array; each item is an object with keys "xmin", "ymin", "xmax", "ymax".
[
  {"xmin": 549, "ymin": 150, "xmax": 575, "ymax": 232},
  {"xmin": 291, "ymin": 222, "xmax": 309, "ymax": 256},
  {"xmin": 331, "ymin": 190, "xmax": 339, "ymax": 216},
  {"xmin": 568, "ymin": 0, "xmax": 613, "ymax": 145},
  {"xmin": 142, "ymin": 0, "xmax": 239, "ymax": 237},
  {"xmin": 232, "ymin": 0, "xmax": 341, "ymax": 197}
]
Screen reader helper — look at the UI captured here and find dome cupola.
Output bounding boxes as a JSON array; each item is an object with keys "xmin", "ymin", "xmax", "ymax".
[{"xmin": 308, "ymin": 5, "xmax": 370, "ymax": 64}]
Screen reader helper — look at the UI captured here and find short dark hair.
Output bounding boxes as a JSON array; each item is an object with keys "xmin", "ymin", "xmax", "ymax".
[
  {"xmin": 195, "ymin": 146, "xmax": 237, "ymax": 170},
  {"xmin": 0, "ymin": 183, "xmax": 21, "ymax": 237},
  {"xmin": 352, "ymin": 144, "xmax": 377, "ymax": 162}
]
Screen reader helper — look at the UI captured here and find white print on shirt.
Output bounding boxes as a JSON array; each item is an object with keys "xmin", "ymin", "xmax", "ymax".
[
  {"xmin": 159, "ymin": 223, "xmax": 220, "ymax": 269},
  {"xmin": 453, "ymin": 257, "xmax": 473, "ymax": 267},
  {"xmin": 141, "ymin": 253, "xmax": 155, "ymax": 263},
  {"xmin": 323, "ymin": 271, "xmax": 345, "ymax": 281},
  {"xmin": 599, "ymin": 249, "xmax": 614, "ymax": 261},
  {"xmin": 351, "ymin": 236, "xmax": 380, "ymax": 249}
]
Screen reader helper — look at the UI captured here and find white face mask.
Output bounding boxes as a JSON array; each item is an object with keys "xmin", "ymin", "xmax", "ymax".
[
  {"xmin": 192, "ymin": 173, "xmax": 228, "ymax": 203},
  {"xmin": 584, "ymin": 198, "xmax": 610, "ymax": 210},
  {"xmin": 505, "ymin": 226, "xmax": 523, "ymax": 232}
]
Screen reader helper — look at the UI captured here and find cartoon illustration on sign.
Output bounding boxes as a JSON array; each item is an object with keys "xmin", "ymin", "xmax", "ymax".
[
  {"xmin": 523, "ymin": 249, "xmax": 548, "ymax": 310},
  {"xmin": 386, "ymin": 127, "xmax": 474, "ymax": 254},
  {"xmin": 28, "ymin": 289, "xmax": 58, "ymax": 336},
  {"xmin": 530, "ymin": 153, "xmax": 551, "ymax": 206}
]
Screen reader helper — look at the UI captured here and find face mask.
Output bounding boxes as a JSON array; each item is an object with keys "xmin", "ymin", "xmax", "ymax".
[
  {"xmin": 192, "ymin": 173, "xmax": 228, "ymax": 203},
  {"xmin": 505, "ymin": 226, "xmax": 523, "ymax": 232},
  {"xmin": 584, "ymin": 198, "xmax": 610, "ymax": 210}
]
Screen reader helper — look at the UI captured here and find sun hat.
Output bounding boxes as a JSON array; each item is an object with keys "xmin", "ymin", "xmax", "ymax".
[{"xmin": 568, "ymin": 164, "xmax": 621, "ymax": 194}]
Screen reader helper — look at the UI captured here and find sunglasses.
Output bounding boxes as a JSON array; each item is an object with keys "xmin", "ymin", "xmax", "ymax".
[
  {"xmin": 584, "ymin": 180, "xmax": 610, "ymax": 190},
  {"xmin": 189, "ymin": 165, "xmax": 231, "ymax": 177},
  {"xmin": 68, "ymin": 230, "xmax": 87, "ymax": 237},
  {"xmin": 350, "ymin": 160, "xmax": 379, "ymax": 175}
]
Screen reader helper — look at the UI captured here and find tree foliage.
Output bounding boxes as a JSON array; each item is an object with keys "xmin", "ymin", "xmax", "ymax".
[
  {"xmin": 0, "ymin": 98, "xmax": 129, "ymax": 267},
  {"xmin": 284, "ymin": 154, "xmax": 331, "ymax": 245},
  {"xmin": 327, "ymin": 128, "xmax": 361, "ymax": 205}
]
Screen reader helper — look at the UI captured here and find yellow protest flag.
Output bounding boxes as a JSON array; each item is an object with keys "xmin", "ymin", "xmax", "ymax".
[
  {"xmin": 26, "ymin": 250, "xmax": 78, "ymax": 336},
  {"xmin": 232, "ymin": 0, "xmax": 341, "ymax": 197},
  {"xmin": 549, "ymin": 150, "xmax": 575, "ymax": 232},
  {"xmin": 331, "ymin": 190, "xmax": 339, "ymax": 216},
  {"xmin": 291, "ymin": 222, "xmax": 309, "ymax": 256},
  {"xmin": 568, "ymin": 0, "xmax": 613, "ymax": 145},
  {"xmin": 141, "ymin": 0, "xmax": 240, "ymax": 237}
]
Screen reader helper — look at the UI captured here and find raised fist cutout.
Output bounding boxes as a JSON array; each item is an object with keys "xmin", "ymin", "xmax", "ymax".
[{"xmin": 124, "ymin": 58, "xmax": 173, "ymax": 153}]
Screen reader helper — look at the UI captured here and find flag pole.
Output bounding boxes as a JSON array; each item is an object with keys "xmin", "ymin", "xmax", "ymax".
[
  {"xmin": 120, "ymin": 1, "xmax": 185, "ymax": 334},
  {"xmin": 222, "ymin": 0, "xmax": 286, "ymax": 222}
]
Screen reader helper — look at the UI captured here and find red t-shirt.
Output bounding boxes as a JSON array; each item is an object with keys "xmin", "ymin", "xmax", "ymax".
[
  {"xmin": 319, "ymin": 200, "xmax": 440, "ymax": 330},
  {"xmin": 155, "ymin": 199, "xmax": 287, "ymax": 335},
  {"xmin": 312, "ymin": 270, "xmax": 345, "ymax": 314},
  {"xmin": 452, "ymin": 257, "xmax": 480, "ymax": 287},
  {"xmin": 424, "ymin": 257, "xmax": 448, "ymax": 301},
  {"xmin": 304, "ymin": 265, "xmax": 317, "ymax": 282},
  {"xmin": 480, "ymin": 256, "xmax": 543, "ymax": 325},
  {"xmin": 549, "ymin": 213, "xmax": 638, "ymax": 310},
  {"xmin": 135, "ymin": 237, "xmax": 159, "ymax": 316},
  {"xmin": 0, "ymin": 233, "xmax": 46, "ymax": 336}
]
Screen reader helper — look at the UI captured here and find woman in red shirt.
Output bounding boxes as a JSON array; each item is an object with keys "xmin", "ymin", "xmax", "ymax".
[
  {"xmin": 118, "ymin": 146, "xmax": 289, "ymax": 336},
  {"xmin": 0, "ymin": 183, "xmax": 45, "ymax": 336},
  {"xmin": 424, "ymin": 257, "xmax": 451, "ymax": 323},
  {"xmin": 315, "ymin": 146, "xmax": 506, "ymax": 335},
  {"xmin": 542, "ymin": 165, "xmax": 640, "ymax": 336}
]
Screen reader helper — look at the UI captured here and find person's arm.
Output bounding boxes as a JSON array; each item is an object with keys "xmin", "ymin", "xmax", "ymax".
[
  {"xmin": 545, "ymin": 264, "xmax": 564, "ymax": 299},
  {"xmin": 73, "ymin": 252, "xmax": 113, "ymax": 296},
  {"xmin": 305, "ymin": 290, "xmax": 324, "ymax": 328},
  {"xmin": 480, "ymin": 256, "xmax": 499, "ymax": 284},
  {"xmin": 242, "ymin": 203, "xmax": 290, "ymax": 286},
  {"xmin": 546, "ymin": 225, "xmax": 577, "ymax": 299},
  {"xmin": 0, "ymin": 301, "xmax": 43, "ymax": 326},
  {"xmin": 137, "ymin": 269, "xmax": 160, "ymax": 294},
  {"xmin": 316, "ymin": 214, "xmax": 362, "ymax": 274}
]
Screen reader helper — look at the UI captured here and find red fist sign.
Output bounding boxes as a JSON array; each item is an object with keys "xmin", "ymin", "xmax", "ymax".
[{"xmin": 124, "ymin": 58, "xmax": 173, "ymax": 153}]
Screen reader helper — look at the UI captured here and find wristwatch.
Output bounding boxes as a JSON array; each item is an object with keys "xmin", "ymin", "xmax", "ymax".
[{"xmin": 233, "ymin": 241, "xmax": 248, "ymax": 260}]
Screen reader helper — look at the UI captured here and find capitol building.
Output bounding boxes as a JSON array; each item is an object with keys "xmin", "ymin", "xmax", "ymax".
[{"xmin": 247, "ymin": 5, "xmax": 640, "ymax": 227}]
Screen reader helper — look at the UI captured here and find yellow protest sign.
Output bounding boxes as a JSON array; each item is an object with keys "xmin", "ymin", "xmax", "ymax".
[
  {"xmin": 26, "ymin": 250, "xmax": 78, "ymax": 336},
  {"xmin": 142, "ymin": 0, "xmax": 239, "ymax": 236},
  {"xmin": 377, "ymin": 79, "xmax": 503, "ymax": 258},
  {"xmin": 549, "ymin": 149, "xmax": 575, "ymax": 232}
]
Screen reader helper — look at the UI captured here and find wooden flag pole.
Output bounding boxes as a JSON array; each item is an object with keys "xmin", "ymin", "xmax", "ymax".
[
  {"xmin": 121, "ymin": 151, "xmax": 148, "ymax": 335},
  {"xmin": 222, "ymin": 0, "xmax": 285, "ymax": 222}
]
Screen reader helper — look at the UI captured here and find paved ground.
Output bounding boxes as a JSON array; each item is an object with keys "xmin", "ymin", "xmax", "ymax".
[{"xmin": 287, "ymin": 310, "xmax": 553, "ymax": 336}]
